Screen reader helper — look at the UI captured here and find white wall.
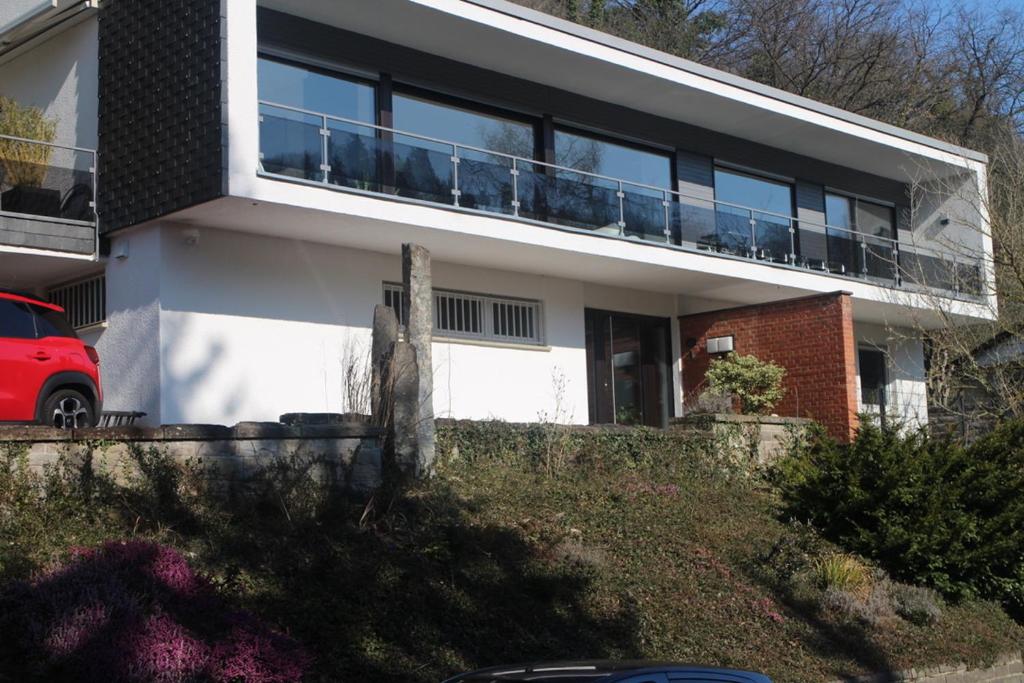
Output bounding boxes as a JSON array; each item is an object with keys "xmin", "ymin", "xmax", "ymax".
[
  {"xmin": 97, "ymin": 227, "xmax": 162, "ymax": 420},
  {"xmin": 855, "ymin": 322, "xmax": 929, "ymax": 429},
  {"xmin": 0, "ymin": 17, "xmax": 97, "ymax": 149},
  {"xmin": 100, "ymin": 223, "xmax": 687, "ymax": 426}
]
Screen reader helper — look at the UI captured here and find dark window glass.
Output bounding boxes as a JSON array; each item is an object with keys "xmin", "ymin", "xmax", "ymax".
[
  {"xmin": 859, "ymin": 348, "xmax": 887, "ymax": 406},
  {"xmin": 257, "ymin": 57, "xmax": 375, "ymax": 122},
  {"xmin": 826, "ymin": 192, "xmax": 894, "ymax": 240},
  {"xmin": 554, "ymin": 129, "xmax": 672, "ymax": 188},
  {"xmin": 0, "ymin": 300, "xmax": 37, "ymax": 339},
  {"xmin": 825, "ymin": 193, "xmax": 854, "ymax": 231},
  {"xmin": 31, "ymin": 305, "xmax": 77, "ymax": 339},
  {"xmin": 856, "ymin": 200, "xmax": 894, "ymax": 239},
  {"xmin": 714, "ymin": 168, "xmax": 793, "ymax": 216},
  {"xmin": 392, "ymin": 92, "xmax": 535, "ymax": 157}
]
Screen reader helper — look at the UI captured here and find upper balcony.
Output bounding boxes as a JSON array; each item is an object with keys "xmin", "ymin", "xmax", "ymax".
[
  {"xmin": 256, "ymin": 100, "xmax": 983, "ymax": 301},
  {"xmin": 0, "ymin": 133, "xmax": 97, "ymax": 257}
]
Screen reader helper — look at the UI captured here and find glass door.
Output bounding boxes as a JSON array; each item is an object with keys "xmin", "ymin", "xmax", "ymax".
[{"xmin": 585, "ymin": 309, "xmax": 671, "ymax": 427}]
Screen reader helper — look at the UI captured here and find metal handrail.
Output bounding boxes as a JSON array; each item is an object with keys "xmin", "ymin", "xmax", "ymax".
[
  {"xmin": 0, "ymin": 133, "xmax": 98, "ymax": 235},
  {"xmin": 0, "ymin": 132, "xmax": 96, "ymax": 155},
  {"xmin": 258, "ymin": 99, "xmax": 983, "ymax": 291}
]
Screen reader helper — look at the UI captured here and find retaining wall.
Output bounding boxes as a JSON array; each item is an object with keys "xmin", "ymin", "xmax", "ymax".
[
  {"xmin": 673, "ymin": 413, "xmax": 812, "ymax": 464},
  {"xmin": 829, "ymin": 651, "xmax": 1023, "ymax": 683},
  {"xmin": 0, "ymin": 422, "xmax": 384, "ymax": 497}
]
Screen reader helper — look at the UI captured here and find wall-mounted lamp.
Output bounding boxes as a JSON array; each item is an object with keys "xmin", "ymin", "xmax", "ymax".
[
  {"xmin": 685, "ymin": 337, "xmax": 698, "ymax": 359},
  {"xmin": 112, "ymin": 240, "xmax": 129, "ymax": 260},
  {"xmin": 707, "ymin": 335, "xmax": 735, "ymax": 354}
]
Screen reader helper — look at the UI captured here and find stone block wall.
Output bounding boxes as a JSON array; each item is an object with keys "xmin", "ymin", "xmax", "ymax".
[
  {"xmin": 3, "ymin": 422, "xmax": 383, "ymax": 497},
  {"xmin": 827, "ymin": 651, "xmax": 1023, "ymax": 683},
  {"xmin": 679, "ymin": 291, "xmax": 859, "ymax": 442},
  {"xmin": 673, "ymin": 413, "xmax": 812, "ymax": 465}
]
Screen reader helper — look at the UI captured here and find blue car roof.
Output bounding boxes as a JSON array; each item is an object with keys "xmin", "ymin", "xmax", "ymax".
[{"xmin": 444, "ymin": 661, "xmax": 772, "ymax": 683}]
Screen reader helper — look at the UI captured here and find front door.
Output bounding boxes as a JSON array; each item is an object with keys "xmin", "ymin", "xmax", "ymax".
[{"xmin": 585, "ymin": 309, "xmax": 672, "ymax": 428}]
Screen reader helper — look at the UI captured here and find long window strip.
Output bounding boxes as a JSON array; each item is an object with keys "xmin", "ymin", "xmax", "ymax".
[{"xmin": 387, "ymin": 283, "xmax": 543, "ymax": 345}]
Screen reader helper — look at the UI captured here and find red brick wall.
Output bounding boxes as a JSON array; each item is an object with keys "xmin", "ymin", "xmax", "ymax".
[{"xmin": 679, "ymin": 292, "xmax": 859, "ymax": 441}]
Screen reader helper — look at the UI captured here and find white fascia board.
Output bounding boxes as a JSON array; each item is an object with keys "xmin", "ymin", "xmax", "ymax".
[
  {"xmin": 427, "ymin": 0, "xmax": 985, "ymax": 170},
  {"xmin": 0, "ymin": 1, "xmax": 58, "ymax": 37}
]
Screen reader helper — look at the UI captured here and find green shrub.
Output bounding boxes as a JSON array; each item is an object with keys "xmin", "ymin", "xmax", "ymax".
[
  {"xmin": 775, "ymin": 419, "xmax": 1024, "ymax": 613},
  {"xmin": 435, "ymin": 419, "xmax": 762, "ymax": 479},
  {"xmin": 705, "ymin": 352, "xmax": 786, "ymax": 414}
]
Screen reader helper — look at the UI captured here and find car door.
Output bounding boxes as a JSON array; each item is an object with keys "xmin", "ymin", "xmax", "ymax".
[{"xmin": 0, "ymin": 299, "xmax": 46, "ymax": 421}]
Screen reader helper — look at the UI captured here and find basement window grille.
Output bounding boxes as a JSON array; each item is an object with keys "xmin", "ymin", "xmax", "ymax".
[
  {"xmin": 49, "ymin": 275, "xmax": 106, "ymax": 330},
  {"xmin": 383, "ymin": 283, "xmax": 544, "ymax": 346}
]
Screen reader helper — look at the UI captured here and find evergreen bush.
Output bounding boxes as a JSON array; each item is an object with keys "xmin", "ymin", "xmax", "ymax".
[{"xmin": 775, "ymin": 419, "xmax": 1024, "ymax": 614}]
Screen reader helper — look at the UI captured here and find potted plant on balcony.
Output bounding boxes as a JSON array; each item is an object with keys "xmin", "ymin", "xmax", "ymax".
[{"xmin": 0, "ymin": 96, "xmax": 60, "ymax": 217}]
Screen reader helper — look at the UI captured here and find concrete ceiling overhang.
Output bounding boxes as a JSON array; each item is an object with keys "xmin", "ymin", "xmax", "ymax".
[
  {"xmin": 0, "ymin": 0, "xmax": 96, "ymax": 65},
  {"xmin": 258, "ymin": 0, "xmax": 985, "ymax": 184},
  {"xmin": 0, "ymin": 248, "xmax": 101, "ymax": 290}
]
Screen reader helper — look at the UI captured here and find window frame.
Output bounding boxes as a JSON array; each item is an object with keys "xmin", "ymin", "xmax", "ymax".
[
  {"xmin": 47, "ymin": 274, "xmax": 106, "ymax": 331},
  {"xmin": 383, "ymin": 282, "xmax": 546, "ymax": 347},
  {"xmin": 712, "ymin": 164, "xmax": 797, "ymax": 219},
  {"xmin": 257, "ymin": 51, "xmax": 381, "ymax": 125},
  {"xmin": 391, "ymin": 83, "xmax": 542, "ymax": 158},
  {"xmin": 857, "ymin": 345, "xmax": 889, "ymax": 411},
  {"xmin": 824, "ymin": 188, "xmax": 897, "ymax": 240},
  {"xmin": 553, "ymin": 123, "xmax": 676, "ymax": 189}
]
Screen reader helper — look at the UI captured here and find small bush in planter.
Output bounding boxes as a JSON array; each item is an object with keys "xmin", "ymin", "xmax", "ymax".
[
  {"xmin": 705, "ymin": 352, "xmax": 786, "ymax": 414},
  {"xmin": 0, "ymin": 540, "xmax": 310, "ymax": 682},
  {"xmin": 0, "ymin": 96, "xmax": 60, "ymax": 216}
]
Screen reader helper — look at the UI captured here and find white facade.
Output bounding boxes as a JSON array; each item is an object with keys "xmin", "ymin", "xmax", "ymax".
[{"xmin": 99, "ymin": 223, "xmax": 686, "ymax": 426}]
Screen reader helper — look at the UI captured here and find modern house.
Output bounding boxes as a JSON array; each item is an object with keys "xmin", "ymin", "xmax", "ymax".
[{"xmin": 0, "ymin": 0, "xmax": 995, "ymax": 440}]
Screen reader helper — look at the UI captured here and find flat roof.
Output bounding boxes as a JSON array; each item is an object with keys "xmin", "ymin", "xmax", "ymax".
[{"xmin": 465, "ymin": 0, "xmax": 988, "ymax": 164}]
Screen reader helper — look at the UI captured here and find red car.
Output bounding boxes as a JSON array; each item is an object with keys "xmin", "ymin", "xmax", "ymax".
[{"xmin": 0, "ymin": 289, "xmax": 102, "ymax": 429}]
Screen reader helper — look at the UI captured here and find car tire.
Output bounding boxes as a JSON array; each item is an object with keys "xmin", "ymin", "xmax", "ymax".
[{"xmin": 41, "ymin": 389, "xmax": 95, "ymax": 430}]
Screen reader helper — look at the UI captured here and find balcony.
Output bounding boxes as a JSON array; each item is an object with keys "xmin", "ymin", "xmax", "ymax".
[
  {"xmin": 0, "ymin": 134, "xmax": 97, "ymax": 256},
  {"xmin": 257, "ymin": 101, "xmax": 982, "ymax": 299}
]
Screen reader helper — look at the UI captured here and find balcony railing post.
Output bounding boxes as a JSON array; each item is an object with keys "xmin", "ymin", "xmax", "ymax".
[
  {"xmin": 860, "ymin": 236, "xmax": 868, "ymax": 277},
  {"xmin": 748, "ymin": 210, "xmax": 757, "ymax": 257},
  {"xmin": 510, "ymin": 158, "xmax": 520, "ymax": 217},
  {"xmin": 788, "ymin": 220, "xmax": 797, "ymax": 264},
  {"xmin": 893, "ymin": 245, "xmax": 901, "ymax": 287},
  {"xmin": 451, "ymin": 144, "xmax": 461, "ymax": 207},
  {"xmin": 91, "ymin": 149, "xmax": 99, "ymax": 254},
  {"xmin": 319, "ymin": 114, "xmax": 330, "ymax": 183},
  {"xmin": 616, "ymin": 181, "xmax": 626, "ymax": 236},
  {"xmin": 662, "ymin": 190, "xmax": 672, "ymax": 244}
]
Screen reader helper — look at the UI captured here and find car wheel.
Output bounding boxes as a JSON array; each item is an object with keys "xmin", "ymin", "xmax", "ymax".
[{"xmin": 41, "ymin": 389, "xmax": 95, "ymax": 430}]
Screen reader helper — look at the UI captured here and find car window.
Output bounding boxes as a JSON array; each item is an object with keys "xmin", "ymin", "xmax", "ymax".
[
  {"xmin": 0, "ymin": 299, "xmax": 37, "ymax": 339},
  {"xmin": 31, "ymin": 305, "xmax": 78, "ymax": 339}
]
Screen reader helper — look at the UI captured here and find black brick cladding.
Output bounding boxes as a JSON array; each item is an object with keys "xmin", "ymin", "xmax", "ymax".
[{"xmin": 98, "ymin": 0, "xmax": 225, "ymax": 233}]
